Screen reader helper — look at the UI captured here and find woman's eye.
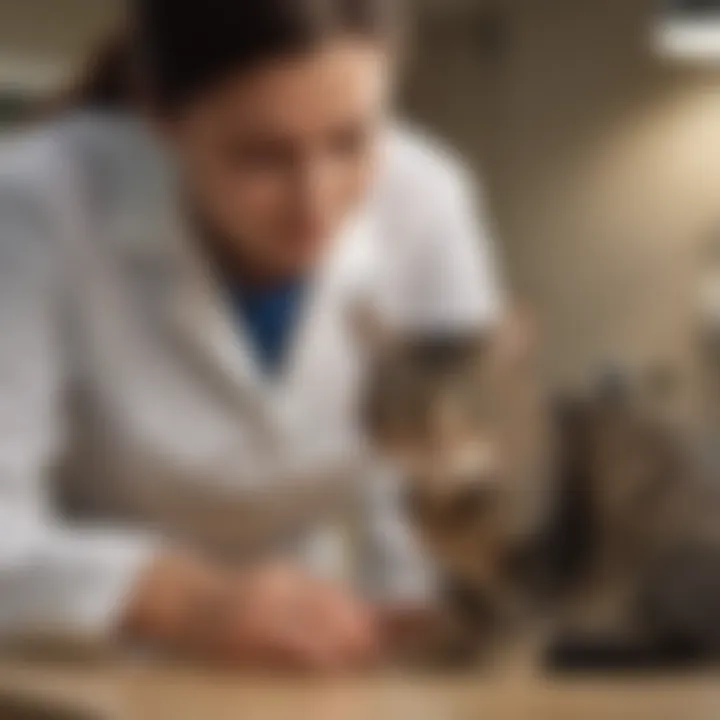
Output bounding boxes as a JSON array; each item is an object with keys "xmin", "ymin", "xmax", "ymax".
[{"xmin": 225, "ymin": 140, "xmax": 292, "ymax": 171}]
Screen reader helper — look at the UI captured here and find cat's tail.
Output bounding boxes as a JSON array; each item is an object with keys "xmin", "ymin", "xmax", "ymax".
[
  {"xmin": 544, "ymin": 545, "xmax": 720, "ymax": 674},
  {"xmin": 544, "ymin": 635, "xmax": 702, "ymax": 673},
  {"xmin": 640, "ymin": 544, "xmax": 720, "ymax": 655}
]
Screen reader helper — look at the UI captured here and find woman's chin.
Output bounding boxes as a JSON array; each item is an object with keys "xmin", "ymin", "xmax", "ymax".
[{"xmin": 272, "ymin": 240, "xmax": 331, "ymax": 276}]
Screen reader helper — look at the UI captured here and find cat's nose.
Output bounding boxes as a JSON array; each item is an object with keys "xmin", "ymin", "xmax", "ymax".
[{"xmin": 445, "ymin": 477, "xmax": 501, "ymax": 526}]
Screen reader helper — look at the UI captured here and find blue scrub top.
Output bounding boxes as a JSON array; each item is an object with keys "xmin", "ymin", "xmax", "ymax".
[{"xmin": 228, "ymin": 279, "xmax": 306, "ymax": 374}]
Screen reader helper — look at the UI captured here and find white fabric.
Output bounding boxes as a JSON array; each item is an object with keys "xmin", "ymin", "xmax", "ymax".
[{"xmin": 0, "ymin": 114, "xmax": 503, "ymax": 644}]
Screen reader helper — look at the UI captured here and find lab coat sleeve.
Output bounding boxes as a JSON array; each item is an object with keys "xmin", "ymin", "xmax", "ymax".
[
  {"xmin": 400, "ymin": 156, "xmax": 505, "ymax": 331},
  {"xmin": 0, "ymin": 142, "xmax": 157, "ymax": 644},
  {"xmin": 429, "ymin": 167, "xmax": 504, "ymax": 327}
]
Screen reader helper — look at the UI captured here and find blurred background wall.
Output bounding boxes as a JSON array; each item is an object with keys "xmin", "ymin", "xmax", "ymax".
[
  {"xmin": 0, "ymin": 0, "xmax": 121, "ymax": 91},
  {"xmin": 2, "ymin": 0, "xmax": 719, "ymax": 416},
  {"xmin": 409, "ymin": 0, "xmax": 720, "ymax": 420}
]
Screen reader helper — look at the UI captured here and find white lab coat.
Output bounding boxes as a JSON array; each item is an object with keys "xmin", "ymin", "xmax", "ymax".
[{"xmin": 0, "ymin": 114, "xmax": 502, "ymax": 644}]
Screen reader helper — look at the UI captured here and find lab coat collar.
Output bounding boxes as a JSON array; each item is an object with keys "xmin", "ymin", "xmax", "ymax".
[
  {"xmin": 160, "ymin": 199, "xmax": 380, "ymax": 425},
  {"xmin": 91, "ymin": 114, "xmax": 382, "ymax": 423}
]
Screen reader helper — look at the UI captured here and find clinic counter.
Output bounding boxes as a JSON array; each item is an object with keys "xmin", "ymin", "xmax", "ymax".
[{"xmin": 1, "ymin": 658, "xmax": 720, "ymax": 719}]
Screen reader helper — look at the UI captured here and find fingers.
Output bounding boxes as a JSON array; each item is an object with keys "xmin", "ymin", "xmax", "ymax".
[
  {"xmin": 217, "ymin": 565, "xmax": 380, "ymax": 673},
  {"xmin": 295, "ymin": 581, "xmax": 379, "ymax": 669},
  {"xmin": 376, "ymin": 604, "xmax": 450, "ymax": 663},
  {"xmin": 229, "ymin": 616, "xmax": 341, "ymax": 673},
  {"xmin": 121, "ymin": 557, "xmax": 382, "ymax": 674}
]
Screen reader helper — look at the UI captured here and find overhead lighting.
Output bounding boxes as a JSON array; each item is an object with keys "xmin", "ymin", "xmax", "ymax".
[{"xmin": 655, "ymin": 0, "xmax": 720, "ymax": 62}]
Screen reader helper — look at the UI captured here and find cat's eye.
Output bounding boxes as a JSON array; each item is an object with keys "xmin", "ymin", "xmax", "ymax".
[
  {"xmin": 403, "ymin": 485, "xmax": 431, "ymax": 523},
  {"xmin": 472, "ymin": 387, "xmax": 500, "ymax": 423}
]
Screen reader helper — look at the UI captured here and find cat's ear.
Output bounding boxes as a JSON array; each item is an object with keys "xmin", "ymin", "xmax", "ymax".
[
  {"xmin": 488, "ymin": 305, "xmax": 537, "ymax": 368},
  {"xmin": 348, "ymin": 300, "xmax": 397, "ymax": 358}
]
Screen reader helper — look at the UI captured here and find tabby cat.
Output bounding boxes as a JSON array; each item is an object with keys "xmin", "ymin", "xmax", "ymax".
[{"xmin": 361, "ymin": 314, "xmax": 720, "ymax": 670}]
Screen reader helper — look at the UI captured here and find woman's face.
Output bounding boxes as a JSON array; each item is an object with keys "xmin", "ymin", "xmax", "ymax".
[{"xmin": 163, "ymin": 39, "xmax": 392, "ymax": 281}]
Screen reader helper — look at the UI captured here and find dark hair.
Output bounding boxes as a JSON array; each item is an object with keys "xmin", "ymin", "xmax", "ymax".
[
  {"xmin": 70, "ymin": 33, "xmax": 134, "ymax": 111},
  {"xmin": 43, "ymin": 32, "xmax": 134, "ymax": 117},
  {"xmin": 133, "ymin": 0, "xmax": 402, "ymax": 111}
]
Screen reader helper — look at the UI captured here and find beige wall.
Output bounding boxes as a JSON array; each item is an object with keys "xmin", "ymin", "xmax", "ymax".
[
  {"xmin": 0, "ymin": 0, "xmax": 122, "ymax": 89},
  {"xmin": 408, "ymin": 0, "xmax": 720, "ymax": 419}
]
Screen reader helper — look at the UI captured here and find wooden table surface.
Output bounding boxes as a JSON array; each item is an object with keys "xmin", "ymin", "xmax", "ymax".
[{"xmin": 2, "ymin": 659, "xmax": 720, "ymax": 720}]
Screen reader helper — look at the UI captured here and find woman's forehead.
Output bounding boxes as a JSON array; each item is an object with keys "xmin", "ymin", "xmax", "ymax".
[{"xmin": 177, "ymin": 41, "xmax": 390, "ymax": 136}]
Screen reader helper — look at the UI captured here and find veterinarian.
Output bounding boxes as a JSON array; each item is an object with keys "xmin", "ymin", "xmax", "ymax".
[{"xmin": 0, "ymin": 0, "xmax": 502, "ymax": 671}]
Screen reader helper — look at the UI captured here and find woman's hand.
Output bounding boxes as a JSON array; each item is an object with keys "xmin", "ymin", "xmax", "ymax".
[
  {"xmin": 377, "ymin": 604, "xmax": 478, "ymax": 667},
  {"xmin": 377, "ymin": 604, "xmax": 443, "ymax": 658},
  {"xmin": 122, "ymin": 554, "xmax": 379, "ymax": 672}
]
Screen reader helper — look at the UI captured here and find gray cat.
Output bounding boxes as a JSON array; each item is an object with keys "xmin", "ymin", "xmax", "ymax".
[{"xmin": 361, "ymin": 315, "xmax": 720, "ymax": 671}]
